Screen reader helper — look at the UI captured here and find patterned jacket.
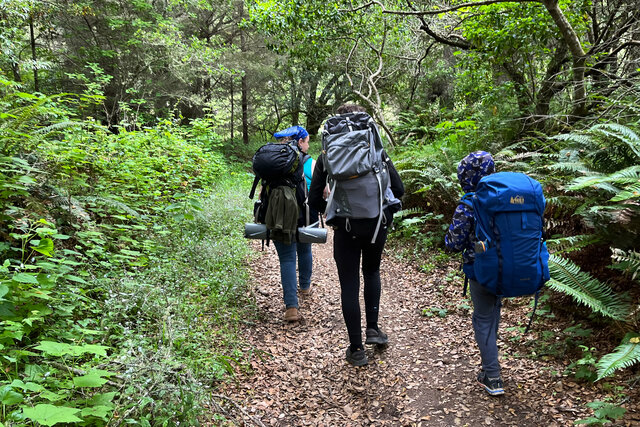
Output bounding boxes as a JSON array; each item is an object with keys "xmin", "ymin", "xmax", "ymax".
[{"xmin": 444, "ymin": 151, "xmax": 495, "ymax": 266}]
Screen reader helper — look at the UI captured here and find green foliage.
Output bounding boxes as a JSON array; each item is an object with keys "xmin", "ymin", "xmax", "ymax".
[
  {"xmin": 595, "ymin": 332, "xmax": 640, "ymax": 381},
  {"xmin": 0, "ymin": 86, "xmax": 245, "ymax": 424},
  {"xmin": 574, "ymin": 400, "xmax": 627, "ymax": 425},
  {"xmin": 610, "ymin": 248, "xmax": 640, "ymax": 282},
  {"xmin": 547, "ymin": 255, "xmax": 630, "ymax": 321},
  {"xmin": 565, "ymin": 345, "xmax": 598, "ymax": 382},
  {"xmin": 546, "ymin": 235, "xmax": 600, "ymax": 255}
]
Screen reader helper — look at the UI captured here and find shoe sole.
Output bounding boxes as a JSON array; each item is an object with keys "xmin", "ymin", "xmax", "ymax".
[
  {"xmin": 365, "ymin": 336, "xmax": 388, "ymax": 345},
  {"xmin": 346, "ymin": 357, "xmax": 368, "ymax": 367},
  {"xmin": 478, "ymin": 380, "xmax": 504, "ymax": 396}
]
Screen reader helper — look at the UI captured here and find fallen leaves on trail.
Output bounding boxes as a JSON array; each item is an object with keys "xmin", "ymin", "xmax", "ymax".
[{"xmin": 206, "ymin": 232, "xmax": 638, "ymax": 426}]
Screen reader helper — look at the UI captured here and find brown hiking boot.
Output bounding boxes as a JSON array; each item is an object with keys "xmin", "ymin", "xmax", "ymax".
[
  {"xmin": 299, "ymin": 287, "xmax": 311, "ymax": 297},
  {"xmin": 284, "ymin": 307, "xmax": 300, "ymax": 322}
]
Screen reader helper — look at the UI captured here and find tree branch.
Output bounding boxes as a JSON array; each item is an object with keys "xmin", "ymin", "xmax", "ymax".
[{"xmin": 341, "ymin": 0, "xmax": 540, "ymax": 16}]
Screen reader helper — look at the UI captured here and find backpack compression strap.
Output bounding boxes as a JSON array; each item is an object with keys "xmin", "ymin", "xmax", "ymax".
[
  {"xmin": 370, "ymin": 167, "xmax": 384, "ymax": 244},
  {"xmin": 523, "ymin": 291, "xmax": 540, "ymax": 334},
  {"xmin": 249, "ymin": 175, "xmax": 261, "ymax": 199}
]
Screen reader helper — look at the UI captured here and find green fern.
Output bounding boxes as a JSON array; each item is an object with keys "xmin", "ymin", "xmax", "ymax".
[
  {"xmin": 393, "ymin": 207, "xmax": 425, "ymax": 219},
  {"xmin": 547, "ymin": 161, "xmax": 592, "ymax": 174},
  {"xmin": 591, "ymin": 124, "xmax": 640, "ymax": 159},
  {"xmin": 547, "ymin": 254, "xmax": 630, "ymax": 321},
  {"xmin": 567, "ymin": 165, "xmax": 640, "ymax": 191},
  {"xmin": 595, "ymin": 332, "xmax": 640, "ymax": 380},
  {"xmin": 610, "ymin": 182, "xmax": 640, "ymax": 202},
  {"xmin": 34, "ymin": 121, "xmax": 85, "ymax": 135},
  {"xmin": 610, "ymin": 248, "xmax": 640, "ymax": 281},
  {"xmin": 546, "ymin": 235, "xmax": 599, "ymax": 254},
  {"xmin": 551, "ymin": 133, "xmax": 594, "ymax": 147}
]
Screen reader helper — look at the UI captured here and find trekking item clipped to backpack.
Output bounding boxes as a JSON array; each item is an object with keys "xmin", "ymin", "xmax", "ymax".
[
  {"xmin": 247, "ymin": 141, "xmax": 325, "ymax": 246},
  {"xmin": 322, "ymin": 112, "xmax": 401, "ymax": 243},
  {"xmin": 462, "ymin": 171, "xmax": 551, "ymax": 332},
  {"xmin": 244, "ymin": 221, "xmax": 327, "ymax": 244}
]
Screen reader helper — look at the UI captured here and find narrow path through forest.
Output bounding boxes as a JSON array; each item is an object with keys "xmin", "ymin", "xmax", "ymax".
[{"xmin": 209, "ymin": 230, "xmax": 635, "ymax": 426}]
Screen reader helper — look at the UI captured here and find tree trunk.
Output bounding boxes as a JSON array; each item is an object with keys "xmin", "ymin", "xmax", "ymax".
[
  {"xmin": 542, "ymin": 0, "xmax": 588, "ymax": 118},
  {"xmin": 528, "ymin": 43, "xmax": 569, "ymax": 132},
  {"xmin": 29, "ymin": 14, "xmax": 39, "ymax": 92},
  {"xmin": 230, "ymin": 76, "xmax": 234, "ymax": 141},
  {"xmin": 241, "ymin": 73, "xmax": 248, "ymax": 145},
  {"xmin": 239, "ymin": 3, "xmax": 249, "ymax": 145},
  {"xmin": 11, "ymin": 62, "xmax": 21, "ymax": 83}
]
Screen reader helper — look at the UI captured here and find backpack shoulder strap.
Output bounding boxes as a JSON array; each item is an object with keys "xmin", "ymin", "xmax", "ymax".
[{"xmin": 460, "ymin": 192, "xmax": 474, "ymax": 208}]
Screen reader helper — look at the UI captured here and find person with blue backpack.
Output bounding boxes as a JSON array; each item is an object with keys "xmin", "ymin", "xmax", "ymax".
[{"xmin": 445, "ymin": 151, "xmax": 550, "ymax": 396}]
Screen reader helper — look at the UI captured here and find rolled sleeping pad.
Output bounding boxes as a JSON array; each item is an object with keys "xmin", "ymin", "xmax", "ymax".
[{"xmin": 244, "ymin": 222, "xmax": 327, "ymax": 244}]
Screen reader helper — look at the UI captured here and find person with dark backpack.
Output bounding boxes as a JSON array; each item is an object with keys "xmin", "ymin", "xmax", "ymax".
[
  {"xmin": 250, "ymin": 126, "xmax": 314, "ymax": 322},
  {"xmin": 309, "ymin": 104, "xmax": 404, "ymax": 366},
  {"xmin": 445, "ymin": 151, "xmax": 550, "ymax": 396}
]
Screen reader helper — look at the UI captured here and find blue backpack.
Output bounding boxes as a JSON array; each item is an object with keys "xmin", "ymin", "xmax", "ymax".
[{"xmin": 462, "ymin": 172, "xmax": 550, "ymax": 300}]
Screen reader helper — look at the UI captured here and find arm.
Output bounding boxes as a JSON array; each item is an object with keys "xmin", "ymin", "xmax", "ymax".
[
  {"xmin": 308, "ymin": 155, "xmax": 328, "ymax": 213},
  {"xmin": 384, "ymin": 154, "xmax": 404, "ymax": 198},
  {"xmin": 445, "ymin": 204, "xmax": 474, "ymax": 252}
]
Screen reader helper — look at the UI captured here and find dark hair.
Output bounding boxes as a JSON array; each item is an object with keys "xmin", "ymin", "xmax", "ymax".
[{"xmin": 336, "ymin": 103, "xmax": 367, "ymax": 114}]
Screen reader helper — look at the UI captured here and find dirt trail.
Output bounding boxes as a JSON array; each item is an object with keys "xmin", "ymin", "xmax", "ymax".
[{"xmin": 211, "ymin": 230, "xmax": 618, "ymax": 426}]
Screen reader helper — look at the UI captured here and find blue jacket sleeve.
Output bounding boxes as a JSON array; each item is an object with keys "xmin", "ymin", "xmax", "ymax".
[{"xmin": 445, "ymin": 203, "xmax": 474, "ymax": 252}]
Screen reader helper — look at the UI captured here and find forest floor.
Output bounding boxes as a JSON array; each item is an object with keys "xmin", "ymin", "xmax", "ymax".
[{"xmin": 210, "ymin": 230, "xmax": 639, "ymax": 426}]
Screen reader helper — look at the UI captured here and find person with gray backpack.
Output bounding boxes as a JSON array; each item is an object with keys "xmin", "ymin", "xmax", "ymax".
[{"xmin": 308, "ymin": 104, "xmax": 403, "ymax": 366}]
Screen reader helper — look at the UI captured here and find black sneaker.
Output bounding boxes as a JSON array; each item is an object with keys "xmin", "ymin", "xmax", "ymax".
[
  {"xmin": 477, "ymin": 370, "xmax": 505, "ymax": 396},
  {"xmin": 365, "ymin": 328, "xmax": 389, "ymax": 346},
  {"xmin": 345, "ymin": 347, "xmax": 368, "ymax": 366}
]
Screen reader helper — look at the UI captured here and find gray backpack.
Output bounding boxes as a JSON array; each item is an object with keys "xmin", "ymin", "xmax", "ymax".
[{"xmin": 322, "ymin": 112, "xmax": 400, "ymax": 243}]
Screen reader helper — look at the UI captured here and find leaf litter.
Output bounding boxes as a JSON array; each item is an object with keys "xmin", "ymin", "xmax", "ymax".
[{"xmin": 208, "ymin": 230, "xmax": 638, "ymax": 426}]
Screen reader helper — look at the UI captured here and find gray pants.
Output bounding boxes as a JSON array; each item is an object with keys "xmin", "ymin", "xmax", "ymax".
[{"xmin": 469, "ymin": 279, "xmax": 502, "ymax": 377}]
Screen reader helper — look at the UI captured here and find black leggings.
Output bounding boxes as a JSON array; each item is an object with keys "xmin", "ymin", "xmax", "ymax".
[{"xmin": 333, "ymin": 224, "xmax": 388, "ymax": 348}]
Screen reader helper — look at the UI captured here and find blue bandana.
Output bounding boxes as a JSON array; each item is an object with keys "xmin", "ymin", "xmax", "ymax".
[{"xmin": 273, "ymin": 125, "xmax": 309, "ymax": 141}]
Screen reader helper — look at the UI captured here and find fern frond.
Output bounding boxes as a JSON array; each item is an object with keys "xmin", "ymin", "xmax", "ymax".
[
  {"xmin": 590, "ymin": 124, "xmax": 640, "ymax": 159},
  {"xmin": 545, "ymin": 195, "xmax": 582, "ymax": 208},
  {"xmin": 551, "ymin": 133, "xmax": 595, "ymax": 147},
  {"xmin": 547, "ymin": 255, "xmax": 630, "ymax": 321},
  {"xmin": 566, "ymin": 178, "xmax": 620, "ymax": 193},
  {"xmin": 595, "ymin": 332, "xmax": 640, "ymax": 380},
  {"xmin": 34, "ymin": 121, "xmax": 84, "ymax": 135},
  {"xmin": 393, "ymin": 207, "xmax": 425, "ymax": 219},
  {"xmin": 611, "ymin": 248, "xmax": 640, "ymax": 281},
  {"xmin": 548, "ymin": 162, "xmax": 592, "ymax": 174},
  {"xmin": 568, "ymin": 166, "xmax": 640, "ymax": 191},
  {"xmin": 80, "ymin": 195, "xmax": 141, "ymax": 218},
  {"xmin": 546, "ymin": 235, "xmax": 600, "ymax": 254},
  {"xmin": 610, "ymin": 183, "xmax": 640, "ymax": 202}
]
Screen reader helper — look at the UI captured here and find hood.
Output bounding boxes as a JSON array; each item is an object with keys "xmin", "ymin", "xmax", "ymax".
[{"xmin": 457, "ymin": 151, "xmax": 495, "ymax": 192}]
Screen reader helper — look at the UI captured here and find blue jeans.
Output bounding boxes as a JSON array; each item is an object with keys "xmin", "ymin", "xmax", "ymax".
[
  {"xmin": 469, "ymin": 279, "xmax": 502, "ymax": 377},
  {"xmin": 273, "ymin": 240, "xmax": 312, "ymax": 309}
]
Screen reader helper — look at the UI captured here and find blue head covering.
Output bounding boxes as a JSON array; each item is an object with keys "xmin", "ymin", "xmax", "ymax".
[
  {"xmin": 457, "ymin": 151, "xmax": 495, "ymax": 192},
  {"xmin": 273, "ymin": 125, "xmax": 309, "ymax": 141}
]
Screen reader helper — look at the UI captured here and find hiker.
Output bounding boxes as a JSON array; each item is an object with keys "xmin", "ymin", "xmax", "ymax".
[
  {"xmin": 444, "ymin": 151, "xmax": 504, "ymax": 395},
  {"xmin": 269, "ymin": 125, "xmax": 314, "ymax": 322},
  {"xmin": 308, "ymin": 104, "xmax": 404, "ymax": 366},
  {"xmin": 274, "ymin": 125, "xmax": 322, "ymax": 223}
]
